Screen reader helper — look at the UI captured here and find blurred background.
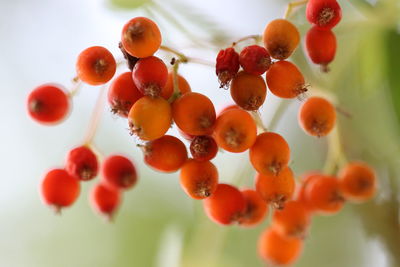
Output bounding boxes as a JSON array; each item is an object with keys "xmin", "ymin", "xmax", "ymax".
[{"xmin": 1, "ymin": 0, "xmax": 399, "ymax": 266}]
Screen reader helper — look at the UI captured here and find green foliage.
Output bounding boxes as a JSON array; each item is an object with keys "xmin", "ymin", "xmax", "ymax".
[{"xmin": 109, "ymin": 0, "xmax": 149, "ymax": 9}]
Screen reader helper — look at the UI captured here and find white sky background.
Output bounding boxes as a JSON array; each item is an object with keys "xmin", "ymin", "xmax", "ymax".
[{"xmin": 0, "ymin": 0, "xmax": 388, "ymax": 266}]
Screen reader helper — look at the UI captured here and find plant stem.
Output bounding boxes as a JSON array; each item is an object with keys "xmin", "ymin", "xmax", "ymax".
[
  {"xmin": 323, "ymin": 125, "xmax": 348, "ymax": 175},
  {"xmin": 283, "ymin": 0, "xmax": 308, "ymax": 19},
  {"xmin": 251, "ymin": 111, "xmax": 268, "ymax": 132},
  {"xmin": 268, "ymin": 99, "xmax": 291, "ymax": 131},
  {"xmin": 83, "ymin": 85, "xmax": 106, "ymax": 146},
  {"xmin": 69, "ymin": 77, "xmax": 82, "ymax": 97},
  {"xmin": 231, "ymin": 35, "xmax": 261, "ymax": 47}
]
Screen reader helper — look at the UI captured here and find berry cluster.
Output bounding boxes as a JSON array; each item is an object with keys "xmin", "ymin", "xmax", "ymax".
[
  {"xmin": 305, "ymin": 0, "xmax": 342, "ymax": 71},
  {"xmin": 27, "ymin": 1, "xmax": 376, "ymax": 265}
]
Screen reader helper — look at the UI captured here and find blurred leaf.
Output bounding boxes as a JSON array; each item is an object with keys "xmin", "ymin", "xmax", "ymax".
[
  {"xmin": 385, "ymin": 29, "xmax": 400, "ymax": 127},
  {"xmin": 109, "ymin": 0, "xmax": 149, "ymax": 9}
]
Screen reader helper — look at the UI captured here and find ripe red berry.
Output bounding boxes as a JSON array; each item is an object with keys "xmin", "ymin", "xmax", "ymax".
[
  {"xmin": 132, "ymin": 56, "xmax": 168, "ymax": 97},
  {"xmin": 90, "ymin": 183, "xmax": 121, "ymax": 220},
  {"xmin": 239, "ymin": 45, "xmax": 272, "ymax": 75},
  {"xmin": 65, "ymin": 145, "xmax": 98, "ymax": 181},
  {"xmin": 180, "ymin": 159, "xmax": 219, "ymax": 199},
  {"xmin": 266, "ymin": 60, "xmax": 307, "ymax": 99},
  {"xmin": 203, "ymin": 183, "xmax": 246, "ymax": 225},
  {"xmin": 339, "ymin": 162, "xmax": 377, "ymax": 202},
  {"xmin": 306, "ymin": 0, "xmax": 342, "ymax": 29},
  {"xmin": 190, "ymin": 135, "xmax": 218, "ymax": 162},
  {"xmin": 121, "ymin": 17, "xmax": 162, "ymax": 58},
  {"xmin": 305, "ymin": 26, "xmax": 337, "ymax": 72},
  {"xmin": 249, "ymin": 132, "xmax": 290, "ymax": 176},
  {"xmin": 40, "ymin": 169, "xmax": 80, "ymax": 213},
  {"xmin": 143, "ymin": 135, "xmax": 188, "ymax": 173},
  {"xmin": 108, "ymin": 72, "xmax": 143, "ymax": 117},
  {"xmin": 238, "ymin": 189, "xmax": 269, "ymax": 227},
  {"xmin": 102, "ymin": 155, "xmax": 138, "ymax": 190},
  {"xmin": 216, "ymin": 47, "xmax": 240, "ymax": 88},
  {"xmin": 258, "ymin": 227, "xmax": 303, "ymax": 266},
  {"xmin": 27, "ymin": 84, "xmax": 70, "ymax": 125},
  {"xmin": 305, "ymin": 175, "xmax": 344, "ymax": 215},
  {"xmin": 76, "ymin": 46, "xmax": 117, "ymax": 85}
]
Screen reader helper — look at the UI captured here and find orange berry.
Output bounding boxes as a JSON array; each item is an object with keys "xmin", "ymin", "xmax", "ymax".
[
  {"xmin": 339, "ymin": 162, "xmax": 377, "ymax": 202},
  {"xmin": 249, "ymin": 132, "xmax": 290, "ymax": 176},
  {"xmin": 305, "ymin": 26, "xmax": 337, "ymax": 72},
  {"xmin": 108, "ymin": 72, "xmax": 143, "ymax": 117},
  {"xmin": 272, "ymin": 200, "xmax": 311, "ymax": 238},
  {"xmin": 190, "ymin": 135, "xmax": 218, "ymax": 162},
  {"xmin": 161, "ymin": 71, "xmax": 191, "ymax": 100},
  {"xmin": 255, "ymin": 167, "xmax": 296, "ymax": 209},
  {"xmin": 305, "ymin": 175, "xmax": 345, "ymax": 215},
  {"xmin": 142, "ymin": 135, "xmax": 188, "ymax": 173},
  {"xmin": 263, "ymin": 19, "xmax": 300, "ymax": 60},
  {"xmin": 217, "ymin": 104, "xmax": 241, "ymax": 118},
  {"xmin": 230, "ymin": 71, "xmax": 267, "ymax": 111},
  {"xmin": 299, "ymin": 96, "xmax": 336, "ymax": 137},
  {"xmin": 203, "ymin": 183, "xmax": 246, "ymax": 225},
  {"xmin": 76, "ymin": 46, "xmax": 116, "ymax": 85},
  {"xmin": 296, "ymin": 171, "xmax": 321, "ymax": 213},
  {"xmin": 266, "ymin": 60, "xmax": 307, "ymax": 99},
  {"xmin": 258, "ymin": 227, "xmax": 303, "ymax": 266},
  {"xmin": 121, "ymin": 17, "xmax": 162, "ymax": 58},
  {"xmin": 128, "ymin": 96, "xmax": 171, "ymax": 141},
  {"xmin": 180, "ymin": 159, "xmax": 218, "ymax": 199},
  {"xmin": 172, "ymin": 92, "xmax": 216, "ymax": 136},
  {"xmin": 238, "ymin": 189, "xmax": 269, "ymax": 227},
  {"xmin": 213, "ymin": 108, "xmax": 257, "ymax": 153}
]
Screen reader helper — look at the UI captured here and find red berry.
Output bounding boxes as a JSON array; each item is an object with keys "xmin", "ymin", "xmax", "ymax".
[
  {"xmin": 305, "ymin": 26, "xmax": 337, "ymax": 72},
  {"xmin": 102, "ymin": 155, "xmax": 138, "ymax": 190},
  {"xmin": 306, "ymin": 0, "xmax": 342, "ymax": 29},
  {"xmin": 90, "ymin": 183, "xmax": 121, "ymax": 220},
  {"xmin": 40, "ymin": 169, "xmax": 80, "ymax": 212},
  {"xmin": 108, "ymin": 72, "xmax": 144, "ymax": 117},
  {"xmin": 65, "ymin": 145, "xmax": 98, "ymax": 181},
  {"xmin": 190, "ymin": 135, "xmax": 218, "ymax": 161},
  {"xmin": 239, "ymin": 45, "xmax": 272, "ymax": 75},
  {"xmin": 132, "ymin": 56, "xmax": 168, "ymax": 97},
  {"xmin": 238, "ymin": 189, "xmax": 269, "ymax": 227},
  {"xmin": 76, "ymin": 46, "xmax": 117, "ymax": 85},
  {"xmin": 27, "ymin": 84, "xmax": 70, "ymax": 125},
  {"xmin": 216, "ymin": 47, "xmax": 240, "ymax": 88},
  {"xmin": 203, "ymin": 183, "xmax": 246, "ymax": 225}
]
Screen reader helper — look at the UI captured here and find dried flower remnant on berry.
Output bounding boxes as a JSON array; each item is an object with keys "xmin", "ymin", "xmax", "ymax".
[{"xmin": 216, "ymin": 48, "xmax": 240, "ymax": 88}]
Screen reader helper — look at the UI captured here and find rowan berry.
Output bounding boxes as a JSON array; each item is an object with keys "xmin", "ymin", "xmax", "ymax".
[
  {"xmin": 161, "ymin": 71, "xmax": 191, "ymax": 100},
  {"xmin": 190, "ymin": 135, "xmax": 218, "ymax": 162},
  {"xmin": 272, "ymin": 200, "xmax": 311, "ymax": 238},
  {"xmin": 121, "ymin": 17, "xmax": 162, "ymax": 58},
  {"xmin": 40, "ymin": 169, "xmax": 80, "ymax": 213},
  {"xmin": 255, "ymin": 167, "xmax": 295, "ymax": 209},
  {"xmin": 203, "ymin": 183, "xmax": 246, "ymax": 225},
  {"xmin": 143, "ymin": 135, "xmax": 188, "ymax": 173},
  {"xmin": 27, "ymin": 84, "xmax": 70, "ymax": 125},
  {"xmin": 172, "ymin": 92, "xmax": 216, "ymax": 136},
  {"xmin": 76, "ymin": 46, "xmax": 116, "ymax": 85},
  {"xmin": 90, "ymin": 183, "xmax": 121, "ymax": 220},
  {"xmin": 339, "ymin": 162, "xmax": 377, "ymax": 202},
  {"xmin": 238, "ymin": 189, "xmax": 268, "ymax": 227},
  {"xmin": 180, "ymin": 159, "xmax": 218, "ymax": 199},
  {"xmin": 266, "ymin": 60, "xmax": 307, "ymax": 99},
  {"xmin": 249, "ymin": 132, "xmax": 290, "ymax": 176},
  {"xmin": 296, "ymin": 171, "xmax": 321, "ymax": 212},
  {"xmin": 65, "ymin": 145, "xmax": 98, "ymax": 181},
  {"xmin": 213, "ymin": 108, "xmax": 257, "ymax": 153},
  {"xmin": 230, "ymin": 71, "xmax": 267, "ymax": 111},
  {"xmin": 305, "ymin": 175, "xmax": 344, "ymax": 215},
  {"xmin": 298, "ymin": 96, "xmax": 336, "ymax": 137},
  {"xmin": 216, "ymin": 104, "xmax": 240, "ymax": 118},
  {"xmin": 306, "ymin": 0, "xmax": 342, "ymax": 29},
  {"xmin": 306, "ymin": 26, "xmax": 337, "ymax": 72},
  {"xmin": 102, "ymin": 155, "xmax": 138, "ymax": 190},
  {"xmin": 239, "ymin": 45, "xmax": 271, "ymax": 75},
  {"xmin": 258, "ymin": 227, "xmax": 303, "ymax": 266},
  {"xmin": 263, "ymin": 19, "xmax": 300, "ymax": 60},
  {"xmin": 215, "ymin": 47, "xmax": 240, "ymax": 88},
  {"xmin": 128, "ymin": 96, "xmax": 172, "ymax": 141},
  {"xmin": 132, "ymin": 56, "xmax": 168, "ymax": 97},
  {"xmin": 108, "ymin": 72, "xmax": 143, "ymax": 117}
]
